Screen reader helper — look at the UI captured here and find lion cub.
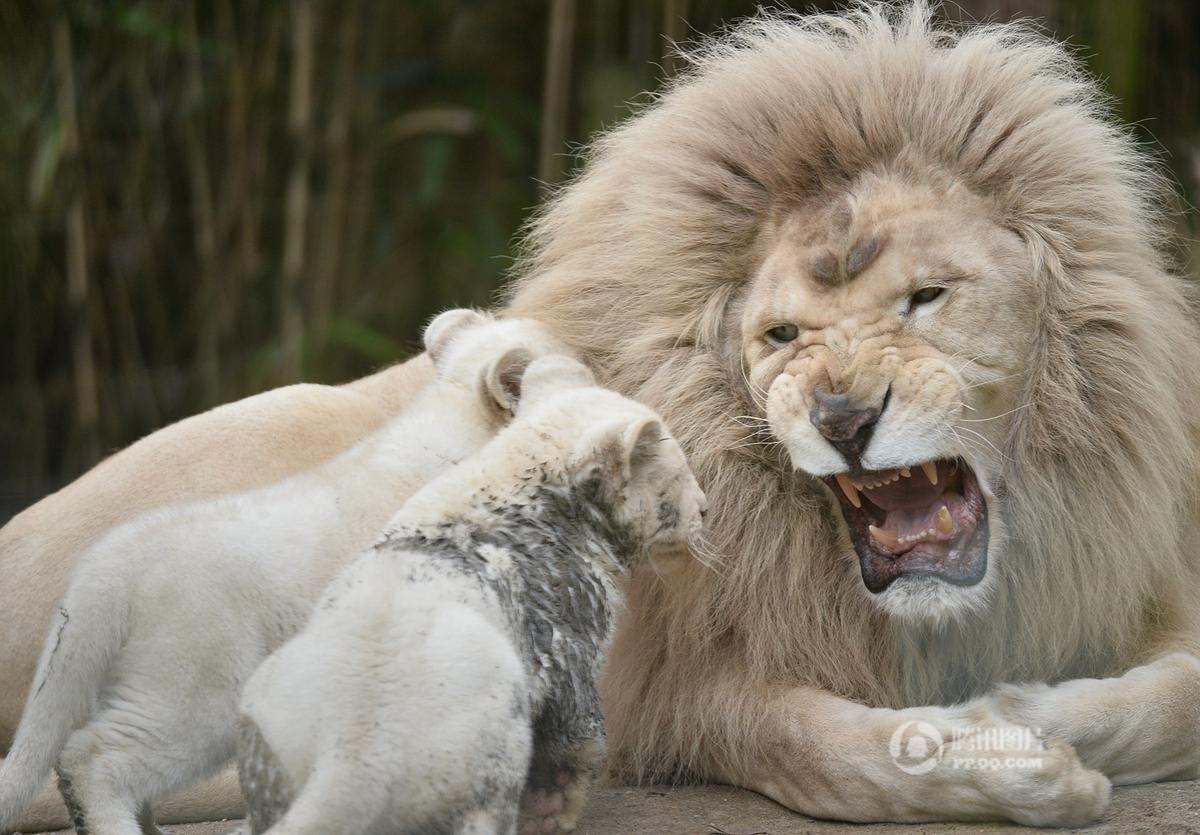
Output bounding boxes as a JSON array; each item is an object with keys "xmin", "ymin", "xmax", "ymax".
[
  {"xmin": 236, "ymin": 355, "xmax": 706, "ymax": 835},
  {"xmin": 0, "ymin": 310, "xmax": 569, "ymax": 835}
]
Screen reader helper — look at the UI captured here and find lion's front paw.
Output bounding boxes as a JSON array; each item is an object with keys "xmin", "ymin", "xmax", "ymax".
[
  {"xmin": 974, "ymin": 737, "xmax": 1111, "ymax": 827},
  {"xmin": 985, "ymin": 681, "xmax": 1056, "ymax": 735}
]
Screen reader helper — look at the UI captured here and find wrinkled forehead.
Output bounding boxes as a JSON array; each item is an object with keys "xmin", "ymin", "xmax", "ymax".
[{"xmin": 742, "ymin": 180, "xmax": 1021, "ymax": 329}]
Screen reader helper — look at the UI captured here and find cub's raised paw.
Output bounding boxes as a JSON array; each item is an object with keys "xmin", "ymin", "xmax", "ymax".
[{"xmin": 519, "ymin": 768, "xmax": 578, "ymax": 835}]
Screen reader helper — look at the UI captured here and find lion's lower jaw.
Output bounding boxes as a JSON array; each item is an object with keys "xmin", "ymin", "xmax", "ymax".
[{"xmin": 870, "ymin": 572, "xmax": 997, "ymax": 624}]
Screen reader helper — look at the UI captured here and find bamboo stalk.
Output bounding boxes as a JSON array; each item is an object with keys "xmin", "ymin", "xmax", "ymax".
[
  {"xmin": 215, "ymin": 0, "xmax": 248, "ymax": 365},
  {"xmin": 279, "ymin": 0, "xmax": 315, "ymax": 382},
  {"xmin": 239, "ymin": 5, "xmax": 283, "ymax": 349},
  {"xmin": 53, "ymin": 17, "xmax": 100, "ymax": 467},
  {"xmin": 181, "ymin": 2, "xmax": 222, "ymax": 404},
  {"xmin": 342, "ymin": 9, "xmax": 383, "ymax": 304},
  {"xmin": 116, "ymin": 53, "xmax": 162, "ymax": 431},
  {"xmin": 311, "ymin": 0, "xmax": 361, "ymax": 353},
  {"xmin": 538, "ymin": 0, "xmax": 576, "ymax": 190}
]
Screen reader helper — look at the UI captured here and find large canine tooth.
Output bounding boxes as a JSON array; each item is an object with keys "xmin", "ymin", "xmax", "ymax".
[
  {"xmin": 935, "ymin": 504, "xmax": 953, "ymax": 536},
  {"xmin": 869, "ymin": 524, "xmax": 901, "ymax": 549},
  {"xmin": 901, "ymin": 468, "xmax": 911, "ymax": 478},
  {"xmin": 835, "ymin": 474, "xmax": 862, "ymax": 508},
  {"xmin": 921, "ymin": 461, "xmax": 939, "ymax": 485}
]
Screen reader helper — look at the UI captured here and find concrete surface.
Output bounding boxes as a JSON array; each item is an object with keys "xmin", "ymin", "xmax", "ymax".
[{"xmin": 30, "ymin": 780, "xmax": 1200, "ymax": 834}]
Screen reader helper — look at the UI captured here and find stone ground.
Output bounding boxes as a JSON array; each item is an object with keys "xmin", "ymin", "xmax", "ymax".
[{"xmin": 31, "ymin": 780, "xmax": 1200, "ymax": 834}]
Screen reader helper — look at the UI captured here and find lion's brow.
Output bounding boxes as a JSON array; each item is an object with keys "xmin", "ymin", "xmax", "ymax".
[{"xmin": 808, "ymin": 234, "xmax": 888, "ymax": 286}]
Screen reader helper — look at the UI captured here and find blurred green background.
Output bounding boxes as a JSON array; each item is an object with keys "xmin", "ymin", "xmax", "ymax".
[{"xmin": 2, "ymin": 0, "xmax": 1197, "ymax": 523}]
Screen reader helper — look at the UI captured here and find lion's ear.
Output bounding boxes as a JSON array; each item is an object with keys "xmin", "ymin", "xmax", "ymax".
[
  {"xmin": 481, "ymin": 347, "xmax": 533, "ymax": 413},
  {"xmin": 517, "ymin": 355, "xmax": 595, "ymax": 412},
  {"xmin": 423, "ymin": 308, "xmax": 488, "ymax": 366}
]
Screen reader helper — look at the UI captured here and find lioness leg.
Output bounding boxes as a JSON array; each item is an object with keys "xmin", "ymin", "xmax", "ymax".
[
  {"xmin": 701, "ymin": 686, "xmax": 1110, "ymax": 827},
  {"xmin": 989, "ymin": 651, "xmax": 1200, "ymax": 784}
]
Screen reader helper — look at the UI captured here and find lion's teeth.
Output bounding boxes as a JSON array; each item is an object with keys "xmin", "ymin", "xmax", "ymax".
[
  {"xmin": 869, "ymin": 524, "xmax": 901, "ymax": 549},
  {"xmin": 921, "ymin": 461, "xmax": 938, "ymax": 485},
  {"xmin": 901, "ymin": 468, "xmax": 911, "ymax": 478},
  {"xmin": 835, "ymin": 473, "xmax": 862, "ymax": 508},
  {"xmin": 935, "ymin": 504, "xmax": 953, "ymax": 535}
]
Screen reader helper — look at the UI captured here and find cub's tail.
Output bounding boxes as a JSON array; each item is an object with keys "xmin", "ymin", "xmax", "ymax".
[{"xmin": 0, "ymin": 566, "xmax": 127, "ymax": 829}]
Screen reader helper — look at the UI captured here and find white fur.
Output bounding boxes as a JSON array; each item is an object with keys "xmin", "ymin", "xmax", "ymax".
[
  {"xmin": 237, "ymin": 361, "xmax": 706, "ymax": 835},
  {"xmin": 0, "ymin": 311, "xmax": 569, "ymax": 835},
  {"xmin": 242, "ymin": 561, "xmax": 531, "ymax": 835}
]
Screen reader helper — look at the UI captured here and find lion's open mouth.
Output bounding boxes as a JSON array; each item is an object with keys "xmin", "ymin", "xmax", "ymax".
[{"xmin": 823, "ymin": 459, "xmax": 988, "ymax": 593}]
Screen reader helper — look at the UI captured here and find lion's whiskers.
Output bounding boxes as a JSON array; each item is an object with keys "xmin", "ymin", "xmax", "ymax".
[{"xmin": 959, "ymin": 403, "xmax": 1031, "ymax": 423}]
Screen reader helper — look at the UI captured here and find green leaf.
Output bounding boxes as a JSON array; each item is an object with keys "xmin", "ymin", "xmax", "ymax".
[
  {"xmin": 326, "ymin": 316, "xmax": 405, "ymax": 362},
  {"xmin": 29, "ymin": 120, "xmax": 63, "ymax": 209},
  {"xmin": 418, "ymin": 135, "xmax": 452, "ymax": 205}
]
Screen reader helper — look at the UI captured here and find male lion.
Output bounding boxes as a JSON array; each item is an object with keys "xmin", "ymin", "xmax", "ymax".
[
  {"xmin": 3, "ymin": 2, "xmax": 1198, "ymax": 830},
  {"xmin": 506, "ymin": 2, "xmax": 1200, "ymax": 827}
]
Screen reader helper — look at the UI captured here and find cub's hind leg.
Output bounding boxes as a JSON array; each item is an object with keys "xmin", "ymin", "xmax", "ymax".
[
  {"xmin": 57, "ymin": 748, "xmax": 169, "ymax": 835},
  {"xmin": 56, "ymin": 739, "xmax": 147, "ymax": 835},
  {"xmin": 238, "ymin": 718, "xmax": 296, "ymax": 835},
  {"xmin": 55, "ymin": 690, "xmax": 237, "ymax": 835},
  {"xmin": 137, "ymin": 801, "xmax": 169, "ymax": 835}
]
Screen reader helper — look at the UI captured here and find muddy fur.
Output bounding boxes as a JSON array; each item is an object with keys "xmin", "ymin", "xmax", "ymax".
[{"xmin": 236, "ymin": 362, "xmax": 705, "ymax": 835}]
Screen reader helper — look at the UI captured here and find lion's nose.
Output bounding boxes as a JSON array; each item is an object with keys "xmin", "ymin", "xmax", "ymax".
[{"xmin": 809, "ymin": 386, "xmax": 888, "ymax": 464}]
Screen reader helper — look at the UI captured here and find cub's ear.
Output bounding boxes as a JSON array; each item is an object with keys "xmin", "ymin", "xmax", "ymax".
[
  {"xmin": 517, "ymin": 355, "xmax": 594, "ymax": 411},
  {"xmin": 423, "ymin": 308, "xmax": 488, "ymax": 366},
  {"xmin": 585, "ymin": 416, "xmax": 666, "ymax": 483},
  {"xmin": 482, "ymin": 347, "xmax": 533, "ymax": 413},
  {"xmin": 621, "ymin": 417, "xmax": 667, "ymax": 478}
]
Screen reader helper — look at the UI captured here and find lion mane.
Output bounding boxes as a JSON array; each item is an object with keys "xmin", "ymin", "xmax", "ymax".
[{"xmin": 505, "ymin": 2, "xmax": 1200, "ymax": 783}]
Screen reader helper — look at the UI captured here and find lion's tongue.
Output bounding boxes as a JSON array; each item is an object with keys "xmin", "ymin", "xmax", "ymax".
[
  {"xmin": 864, "ymin": 473, "xmax": 955, "ymax": 553},
  {"xmin": 863, "ymin": 471, "xmax": 947, "ymax": 511}
]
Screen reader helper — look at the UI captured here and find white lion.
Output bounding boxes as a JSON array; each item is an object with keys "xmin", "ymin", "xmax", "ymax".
[{"xmin": 505, "ymin": 2, "xmax": 1200, "ymax": 827}]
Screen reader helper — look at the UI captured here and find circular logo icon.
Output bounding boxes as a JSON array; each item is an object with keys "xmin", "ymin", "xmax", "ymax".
[{"xmin": 889, "ymin": 720, "xmax": 944, "ymax": 775}]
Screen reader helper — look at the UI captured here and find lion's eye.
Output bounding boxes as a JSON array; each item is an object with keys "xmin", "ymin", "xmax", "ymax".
[
  {"xmin": 764, "ymin": 323, "xmax": 799, "ymax": 347},
  {"xmin": 909, "ymin": 286, "xmax": 945, "ymax": 308}
]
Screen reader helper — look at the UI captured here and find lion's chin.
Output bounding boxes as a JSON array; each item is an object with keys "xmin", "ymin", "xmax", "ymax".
[{"xmin": 823, "ymin": 458, "xmax": 989, "ymax": 595}]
